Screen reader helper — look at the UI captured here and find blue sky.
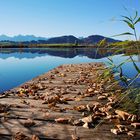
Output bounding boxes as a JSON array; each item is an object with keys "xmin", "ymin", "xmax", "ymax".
[{"xmin": 0, "ymin": 0, "xmax": 140, "ymax": 40}]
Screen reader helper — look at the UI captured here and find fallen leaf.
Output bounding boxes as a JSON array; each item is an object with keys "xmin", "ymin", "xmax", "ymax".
[
  {"xmin": 0, "ymin": 103, "xmax": 10, "ymax": 113},
  {"xmin": 55, "ymin": 117, "xmax": 70, "ymax": 124},
  {"xmin": 75, "ymin": 97, "xmax": 82, "ymax": 101},
  {"xmin": 12, "ymin": 132, "xmax": 30, "ymax": 140},
  {"xmin": 127, "ymin": 131, "xmax": 135, "ymax": 137},
  {"xmin": 73, "ymin": 120, "xmax": 83, "ymax": 126},
  {"xmin": 73, "ymin": 105, "xmax": 86, "ymax": 112},
  {"xmin": 23, "ymin": 119, "xmax": 35, "ymax": 127},
  {"xmin": 81, "ymin": 115, "xmax": 93, "ymax": 123},
  {"xmin": 71, "ymin": 134, "xmax": 80, "ymax": 140},
  {"xmin": 110, "ymin": 128, "xmax": 120, "ymax": 135},
  {"xmin": 116, "ymin": 124, "xmax": 128, "ymax": 132},
  {"xmin": 131, "ymin": 123, "xmax": 140, "ymax": 128},
  {"xmin": 83, "ymin": 122, "xmax": 89, "ymax": 129},
  {"xmin": 128, "ymin": 115, "xmax": 137, "ymax": 122},
  {"xmin": 115, "ymin": 110, "xmax": 130, "ymax": 120},
  {"xmin": 94, "ymin": 90, "xmax": 100, "ymax": 94},
  {"xmin": 62, "ymin": 97, "xmax": 74, "ymax": 101},
  {"xmin": 98, "ymin": 95, "xmax": 106, "ymax": 100},
  {"xmin": 87, "ymin": 88, "xmax": 94, "ymax": 93},
  {"xmin": 31, "ymin": 135, "xmax": 40, "ymax": 140}
]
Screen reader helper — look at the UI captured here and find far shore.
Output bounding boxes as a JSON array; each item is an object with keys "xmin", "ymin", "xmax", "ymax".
[
  {"xmin": 0, "ymin": 44, "xmax": 93, "ymax": 48},
  {"xmin": 0, "ymin": 40, "xmax": 140, "ymax": 49}
]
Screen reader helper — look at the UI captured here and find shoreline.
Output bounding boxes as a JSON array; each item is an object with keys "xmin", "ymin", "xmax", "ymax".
[
  {"xmin": 0, "ymin": 44, "xmax": 91, "ymax": 48},
  {"xmin": 0, "ymin": 40, "xmax": 140, "ymax": 49}
]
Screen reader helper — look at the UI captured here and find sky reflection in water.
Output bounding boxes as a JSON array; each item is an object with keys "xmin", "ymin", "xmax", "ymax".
[{"xmin": 0, "ymin": 48, "xmax": 139, "ymax": 93}]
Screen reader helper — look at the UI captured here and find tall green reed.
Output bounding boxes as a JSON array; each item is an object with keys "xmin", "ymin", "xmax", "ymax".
[{"xmin": 107, "ymin": 10, "xmax": 140, "ymax": 87}]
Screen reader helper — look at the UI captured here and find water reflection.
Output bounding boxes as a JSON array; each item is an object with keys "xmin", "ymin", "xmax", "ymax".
[
  {"xmin": 0, "ymin": 48, "xmax": 140, "ymax": 59},
  {"xmin": 0, "ymin": 48, "xmax": 117, "ymax": 59},
  {"xmin": 0, "ymin": 48, "xmax": 139, "ymax": 93}
]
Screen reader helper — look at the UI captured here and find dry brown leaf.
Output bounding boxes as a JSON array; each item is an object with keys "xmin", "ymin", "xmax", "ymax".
[
  {"xmin": 0, "ymin": 103, "xmax": 10, "ymax": 113},
  {"xmin": 106, "ymin": 101, "xmax": 115, "ymax": 106},
  {"xmin": 106, "ymin": 115, "xmax": 118, "ymax": 120},
  {"xmin": 44, "ymin": 96, "xmax": 60, "ymax": 104},
  {"xmin": 55, "ymin": 117, "xmax": 70, "ymax": 124},
  {"xmin": 23, "ymin": 119, "xmax": 35, "ymax": 127},
  {"xmin": 110, "ymin": 128, "xmax": 120, "ymax": 135},
  {"xmin": 115, "ymin": 110, "xmax": 130, "ymax": 120},
  {"xmin": 128, "ymin": 115, "xmax": 137, "ymax": 122},
  {"xmin": 127, "ymin": 131, "xmax": 135, "ymax": 137},
  {"xmin": 110, "ymin": 118, "xmax": 121, "ymax": 124},
  {"xmin": 81, "ymin": 115, "xmax": 93, "ymax": 123},
  {"xmin": 62, "ymin": 97, "xmax": 74, "ymax": 101},
  {"xmin": 94, "ymin": 90, "xmax": 100, "ymax": 94},
  {"xmin": 116, "ymin": 125, "xmax": 128, "ymax": 132},
  {"xmin": 98, "ymin": 95, "xmax": 106, "ymax": 100},
  {"xmin": 131, "ymin": 115, "xmax": 137, "ymax": 122},
  {"xmin": 73, "ymin": 120, "xmax": 83, "ymax": 126},
  {"xmin": 100, "ymin": 106, "xmax": 112, "ymax": 114},
  {"xmin": 60, "ymin": 73, "xmax": 66, "ymax": 77},
  {"xmin": 31, "ymin": 135, "xmax": 40, "ymax": 140},
  {"xmin": 102, "ymin": 93, "xmax": 110, "ymax": 97},
  {"xmin": 131, "ymin": 123, "xmax": 140, "ymax": 128},
  {"xmin": 71, "ymin": 134, "xmax": 80, "ymax": 140},
  {"xmin": 86, "ymin": 103, "xmax": 94, "ymax": 111},
  {"xmin": 83, "ymin": 122, "xmax": 89, "ymax": 129},
  {"xmin": 108, "ymin": 96, "xmax": 116, "ymax": 102},
  {"xmin": 87, "ymin": 88, "xmax": 94, "ymax": 93},
  {"xmin": 39, "ymin": 95, "xmax": 45, "ymax": 100},
  {"xmin": 51, "ymin": 107, "xmax": 64, "ymax": 112},
  {"xmin": 12, "ymin": 132, "xmax": 30, "ymax": 140},
  {"xmin": 48, "ymin": 102, "xmax": 56, "ymax": 108},
  {"xmin": 75, "ymin": 97, "xmax": 82, "ymax": 101},
  {"xmin": 95, "ymin": 111, "xmax": 105, "ymax": 117},
  {"xmin": 59, "ymin": 98, "xmax": 68, "ymax": 104},
  {"xmin": 73, "ymin": 105, "xmax": 86, "ymax": 112}
]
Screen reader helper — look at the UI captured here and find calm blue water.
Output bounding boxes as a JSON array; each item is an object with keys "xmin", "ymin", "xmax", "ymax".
[{"xmin": 0, "ymin": 48, "xmax": 140, "ymax": 93}]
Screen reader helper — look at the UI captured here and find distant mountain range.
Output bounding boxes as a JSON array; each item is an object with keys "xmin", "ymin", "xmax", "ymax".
[
  {"xmin": 0, "ymin": 34, "xmax": 120, "ymax": 44},
  {"xmin": 0, "ymin": 35, "xmax": 47, "ymax": 42},
  {"xmin": 82, "ymin": 35, "xmax": 120, "ymax": 44}
]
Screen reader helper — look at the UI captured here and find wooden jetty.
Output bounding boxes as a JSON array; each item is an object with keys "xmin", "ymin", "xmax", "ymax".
[{"xmin": 0, "ymin": 63, "xmax": 139, "ymax": 140}]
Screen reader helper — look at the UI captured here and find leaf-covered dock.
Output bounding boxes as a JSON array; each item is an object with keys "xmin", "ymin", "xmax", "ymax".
[{"xmin": 0, "ymin": 63, "xmax": 139, "ymax": 140}]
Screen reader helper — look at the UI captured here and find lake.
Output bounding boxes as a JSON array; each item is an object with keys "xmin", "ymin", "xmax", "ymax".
[{"xmin": 0, "ymin": 47, "xmax": 140, "ymax": 93}]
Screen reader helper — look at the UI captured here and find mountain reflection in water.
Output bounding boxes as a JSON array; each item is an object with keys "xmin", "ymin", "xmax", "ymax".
[{"xmin": 0, "ymin": 47, "xmax": 140, "ymax": 93}]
